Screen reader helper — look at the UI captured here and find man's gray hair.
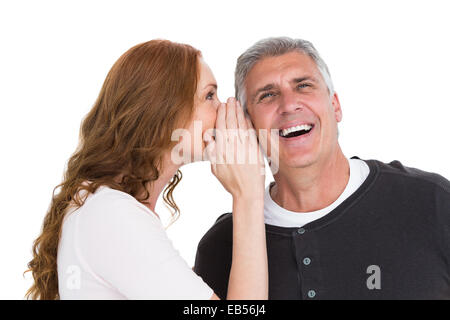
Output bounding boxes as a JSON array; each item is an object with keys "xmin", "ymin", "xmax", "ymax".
[{"xmin": 235, "ymin": 37, "xmax": 334, "ymax": 110}]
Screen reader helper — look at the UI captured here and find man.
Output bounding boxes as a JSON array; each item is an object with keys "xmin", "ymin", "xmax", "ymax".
[{"xmin": 194, "ymin": 37, "xmax": 450, "ymax": 299}]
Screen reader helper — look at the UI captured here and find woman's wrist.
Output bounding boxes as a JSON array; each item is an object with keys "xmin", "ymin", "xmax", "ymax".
[
  {"xmin": 232, "ymin": 194, "xmax": 264, "ymax": 220},
  {"xmin": 232, "ymin": 195, "xmax": 264, "ymax": 213},
  {"xmin": 232, "ymin": 189, "xmax": 264, "ymax": 203}
]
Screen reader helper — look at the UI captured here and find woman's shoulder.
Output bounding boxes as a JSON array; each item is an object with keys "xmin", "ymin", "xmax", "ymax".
[
  {"xmin": 63, "ymin": 185, "xmax": 167, "ymax": 257},
  {"xmin": 71, "ymin": 185, "xmax": 160, "ymax": 225}
]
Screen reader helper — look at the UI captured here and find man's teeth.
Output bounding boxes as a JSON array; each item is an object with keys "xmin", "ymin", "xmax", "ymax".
[{"xmin": 280, "ymin": 124, "xmax": 313, "ymax": 137}]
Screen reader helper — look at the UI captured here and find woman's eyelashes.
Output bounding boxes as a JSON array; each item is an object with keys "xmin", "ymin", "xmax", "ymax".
[{"xmin": 206, "ymin": 90, "xmax": 216, "ymax": 101}]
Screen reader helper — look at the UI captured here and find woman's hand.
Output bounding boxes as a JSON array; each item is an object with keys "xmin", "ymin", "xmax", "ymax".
[
  {"xmin": 203, "ymin": 97, "xmax": 265, "ymax": 201},
  {"xmin": 204, "ymin": 97, "xmax": 268, "ymax": 300}
]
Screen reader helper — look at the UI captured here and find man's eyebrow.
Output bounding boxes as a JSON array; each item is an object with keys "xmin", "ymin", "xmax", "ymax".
[
  {"xmin": 291, "ymin": 76, "xmax": 316, "ymax": 83},
  {"xmin": 250, "ymin": 76, "xmax": 318, "ymax": 103},
  {"xmin": 251, "ymin": 83, "xmax": 275, "ymax": 103}
]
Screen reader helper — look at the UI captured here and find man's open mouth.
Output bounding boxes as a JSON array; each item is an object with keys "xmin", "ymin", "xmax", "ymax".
[{"xmin": 278, "ymin": 124, "xmax": 314, "ymax": 138}]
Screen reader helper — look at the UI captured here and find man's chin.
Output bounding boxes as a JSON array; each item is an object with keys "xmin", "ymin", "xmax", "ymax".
[{"xmin": 279, "ymin": 152, "xmax": 318, "ymax": 170}]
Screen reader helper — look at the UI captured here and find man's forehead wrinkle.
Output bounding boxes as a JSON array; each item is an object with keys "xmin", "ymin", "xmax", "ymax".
[
  {"xmin": 255, "ymin": 62, "xmax": 316, "ymax": 84},
  {"xmin": 254, "ymin": 72, "xmax": 314, "ymax": 93}
]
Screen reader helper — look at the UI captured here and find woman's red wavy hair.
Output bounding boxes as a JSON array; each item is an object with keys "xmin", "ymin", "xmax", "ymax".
[{"xmin": 25, "ymin": 40, "xmax": 201, "ymax": 299}]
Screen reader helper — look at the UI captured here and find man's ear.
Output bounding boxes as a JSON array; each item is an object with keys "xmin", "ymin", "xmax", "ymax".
[{"xmin": 331, "ymin": 92, "xmax": 343, "ymax": 123}]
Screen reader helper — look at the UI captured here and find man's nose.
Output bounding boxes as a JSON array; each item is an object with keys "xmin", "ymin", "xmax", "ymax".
[{"xmin": 278, "ymin": 91, "xmax": 303, "ymax": 114}]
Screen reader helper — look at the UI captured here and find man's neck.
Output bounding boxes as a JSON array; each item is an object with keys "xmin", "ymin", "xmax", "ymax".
[{"xmin": 271, "ymin": 146, "xmax": 349, "ymax": 212}]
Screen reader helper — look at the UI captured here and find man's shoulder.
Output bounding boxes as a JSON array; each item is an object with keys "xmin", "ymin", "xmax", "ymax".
[
  {"xmin": 197, "ymin": 213, "xmax": 233, "ymax": 250},
  {"xmin": 215, "ymin": 212, "xmax": 233, "ymax": 225},
  {"xmin": 366, "ymin": 158, "xmax": 450, "ymax": 194}
]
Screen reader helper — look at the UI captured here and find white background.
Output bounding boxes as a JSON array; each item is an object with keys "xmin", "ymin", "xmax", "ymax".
[{"xmin": 1, "ymin": 0, "xmax": 449, "ymax": 299}]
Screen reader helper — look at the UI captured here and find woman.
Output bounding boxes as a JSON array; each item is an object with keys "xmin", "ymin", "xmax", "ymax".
[{"xmin": 25, "ymin": 40, "xmax": 268, "ymax": 299}]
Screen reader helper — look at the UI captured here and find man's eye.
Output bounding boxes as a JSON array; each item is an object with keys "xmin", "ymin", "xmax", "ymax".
[
  {"xmin": 297, "ymin": 83, "xmax": 311, "ymax": 89},
  {"xmin": 259, "ymin": 92, "xmax": 275, "ymax": 102}
]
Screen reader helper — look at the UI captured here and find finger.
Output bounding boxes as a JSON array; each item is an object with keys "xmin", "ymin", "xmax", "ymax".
[
  {"xmin": 203, "ymin": 130, "xmax": 212, "ymax": 143},
  {"xmin": 225, "ymin": 98, "xmax": 238, "ymax": 164},
  {"xmin": 215, "ymin": 125, "xmax": 225, "ymax": 164},
  {"xmin": 245, "ymin": 114, "xmax": 255, "ymax": 130},
  {"xmin": 215, "ymin": 103, "xmax": 227, "ymax": 164},
  {"xmin": 226, "ymin": 97, "xmax": 238, "ymax": 130},
  {"xmin": 203, "ymin": 130, "xmax": 214, "ymax": 160},
  {"xmin": 236, "ymin": 100, "xmax": 247, "ymax": 130},
  {"xmin": 236, "ymin": 100, "xmax": 248, "ymax": 144},
  {"xmin": 245, "ymin": 116, "xmax": 258, "ymax": 146},
  {"xmin": 258, "ymin": 144, "xmax": 266, "ymax": 167},
  {"xmin": 204, "ymin": 138, "xmax": 216, "ymax": 163},
  {"xmin": 216, "ymin": 103, "xmax": 226, "ymax": 132},
  {"xmin": 207, "ymin": 145, "xmax": 217, "ymax": 175}
]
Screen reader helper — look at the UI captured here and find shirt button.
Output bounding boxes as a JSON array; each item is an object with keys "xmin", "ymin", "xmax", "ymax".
[
  {"xmin": 303, "ymin": 257, "xmax": 311, "ymax": 265},
  {"xmin": 297, "ymin": 228, "xmax": 306, "ymax": 234},
  {"xmin": 307, "ymin": 290, "xmax": 316, "ymax": 298}
]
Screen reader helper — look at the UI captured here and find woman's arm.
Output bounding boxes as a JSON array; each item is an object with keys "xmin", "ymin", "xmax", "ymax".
[
  {"xmin": 205, "ymin": 98, "xmax": 268, "ymax": 300},
  {"xmin": 226, "ymin": 195, "xmax": 267, "ymax": 299}
]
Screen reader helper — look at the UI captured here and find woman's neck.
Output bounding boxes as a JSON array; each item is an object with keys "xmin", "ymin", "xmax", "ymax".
[{"xmin": 141, "ymin": 154, "xmax": 181, "ymax": 214}]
